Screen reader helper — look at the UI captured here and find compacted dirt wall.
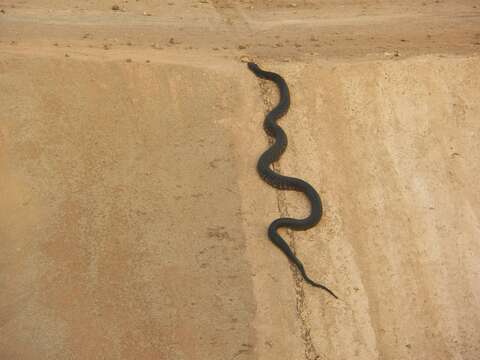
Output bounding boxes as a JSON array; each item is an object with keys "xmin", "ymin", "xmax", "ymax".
[{"xmin": 1, "ymin": 1, "xmax": 479, "ymax": 359}]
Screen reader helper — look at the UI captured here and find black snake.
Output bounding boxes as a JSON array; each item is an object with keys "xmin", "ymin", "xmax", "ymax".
[{"xmin": 248, "ymin": 62, "xmax": 337, "ymax": 299}]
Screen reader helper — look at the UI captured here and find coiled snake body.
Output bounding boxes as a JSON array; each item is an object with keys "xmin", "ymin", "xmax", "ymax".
[{"xmin": 248, "ymin": 62, "xmax": 337, "ymax": 299}]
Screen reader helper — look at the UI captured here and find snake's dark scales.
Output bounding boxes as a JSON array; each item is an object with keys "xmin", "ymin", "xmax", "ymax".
[{"xmin": 247, "ymin": 62, "xmax": 337, "ymax": 299}]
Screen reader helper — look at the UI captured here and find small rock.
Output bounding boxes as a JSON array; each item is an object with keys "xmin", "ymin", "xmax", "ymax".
[
  {"xmin": 294, "ymin": 43, "xmax": 302, "ymax": 48},
  {"xmin": 126, "ymin": 41, "xmax": 132, "ymax": 46},
  {"xmin": 288, "ymin": 3, "xmax": 297, "ymax": 7},
  {"xmin": 151, "ymin": 43, "xmax": 162, "ymax": 49},
  {"xmin": 282, "ymin": 58, "xmax": 290, "ymax": 62},
  {"xmin": 238, "ymin": 44, "xmax": 247, "ymax": 50},
  {"xmin": 199, "ymin": 0, "xmax": 208, "ymax": 3},
  {"xmin": 103, "ymin": 44, "xmax": 111, "ymax": 50},
  {"xmin": 126, "ymin": 58, "xmax": 132, "ymax": 63},
  {"xmin": 212, "ymin": 47, "xmax": 219, "ymax": 51},
  {"xmin": 53, "ymin": 42, "xmax": 59, "ymax": 47},
  {"xmin": 275, "ymin": 43, "xmax": 283, "ymax": 47},
  {"xmin": 169, "ymin": 37, "xmax": 179, "ymax": 45},
  {"xmin": 0, "ymin": 9, "xmax": 6, "ymax": 14},
  {"xmin": 65, "ymin": 53, "xmax": 70, "ymax": 58},
  {"xmin": 240, "ymin": 55, "xmax": 250, "ymax": 63},
  {"xmin": 310, "ymin": 35, "xmax": 319, "ymax": 42},
  {"xmin": 394, "ymin": 50, "xmax": 400, "ymax": 57},
  {"xmin": 146, "ymin": 60, "xmax": 151, "ymax": 63},
  {"xmin": 111, "ymin": 4, "xmax": 120, "ymax": 10},
  {"xmin": 143, "ymin": 11, "xmax": 152, "ymax": 16},
  {"xmin": 82, "ymin": 33, "xmax": 91, "ymax": 39}
]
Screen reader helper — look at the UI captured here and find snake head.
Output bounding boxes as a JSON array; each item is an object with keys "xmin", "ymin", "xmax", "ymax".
[{"xmin": 247, "ymin": 62, "xmax": 260, "ymax": 72}]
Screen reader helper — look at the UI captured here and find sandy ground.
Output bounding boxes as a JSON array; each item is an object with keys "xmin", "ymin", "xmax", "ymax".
[{"xmin": 1, "ymin": 1, "xmax": 480, "ymax": 359}]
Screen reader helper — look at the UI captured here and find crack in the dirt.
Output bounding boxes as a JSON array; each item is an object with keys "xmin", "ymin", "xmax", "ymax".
[{"xmin": 256, "ymin": 77, "xmax": 323, "ymax": 360}]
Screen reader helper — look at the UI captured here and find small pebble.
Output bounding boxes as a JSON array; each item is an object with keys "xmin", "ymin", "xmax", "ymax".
[
  {"xmin": 126, "ymin": 58, "xmax": 132, "ymax": 63},
  {"xmin": 111, "ymin": 4, "xmax": 120, "ymax": 10},
  {"xmin": 0, "ymin": 9, "xmax": 5, "ymax": 14},
  {"xmin": 143, "ymin": 11, "xmax": 152, "ymax": 16},
  {"xmin": 240, "ymin": 56, "xmax": 250, "ymax": 63},
  {"xmin": 238, "ymin": 44, "xmax": 247, "ymax": 50},
  {"xmin": 65, "ymin": 53, "xmax": 70, "ymax": 57},
  {"xmin": 146, "ymin": 60, "xmax": 150, "ymax": 63}
]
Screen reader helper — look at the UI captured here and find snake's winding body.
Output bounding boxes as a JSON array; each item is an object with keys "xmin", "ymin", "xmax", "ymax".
[{"xmin": 248, "ymin": 62, "xmax": 337, "ymax": 299}]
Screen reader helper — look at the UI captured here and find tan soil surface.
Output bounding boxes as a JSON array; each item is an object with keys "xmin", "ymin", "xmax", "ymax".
[{"xmin": 1, "ymin": 1, "xmax": 479, "ymax": 359}]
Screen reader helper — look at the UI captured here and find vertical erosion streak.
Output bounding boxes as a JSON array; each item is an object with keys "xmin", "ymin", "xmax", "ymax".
[{"xmin": 257, "ymin": 79, "xmax": 323, "ymax": 360}]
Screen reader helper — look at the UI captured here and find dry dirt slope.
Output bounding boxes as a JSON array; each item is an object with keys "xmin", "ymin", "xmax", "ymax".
[{"xmin": 1, "ymin": 1, "xmax": 480, "ymax": 360}]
